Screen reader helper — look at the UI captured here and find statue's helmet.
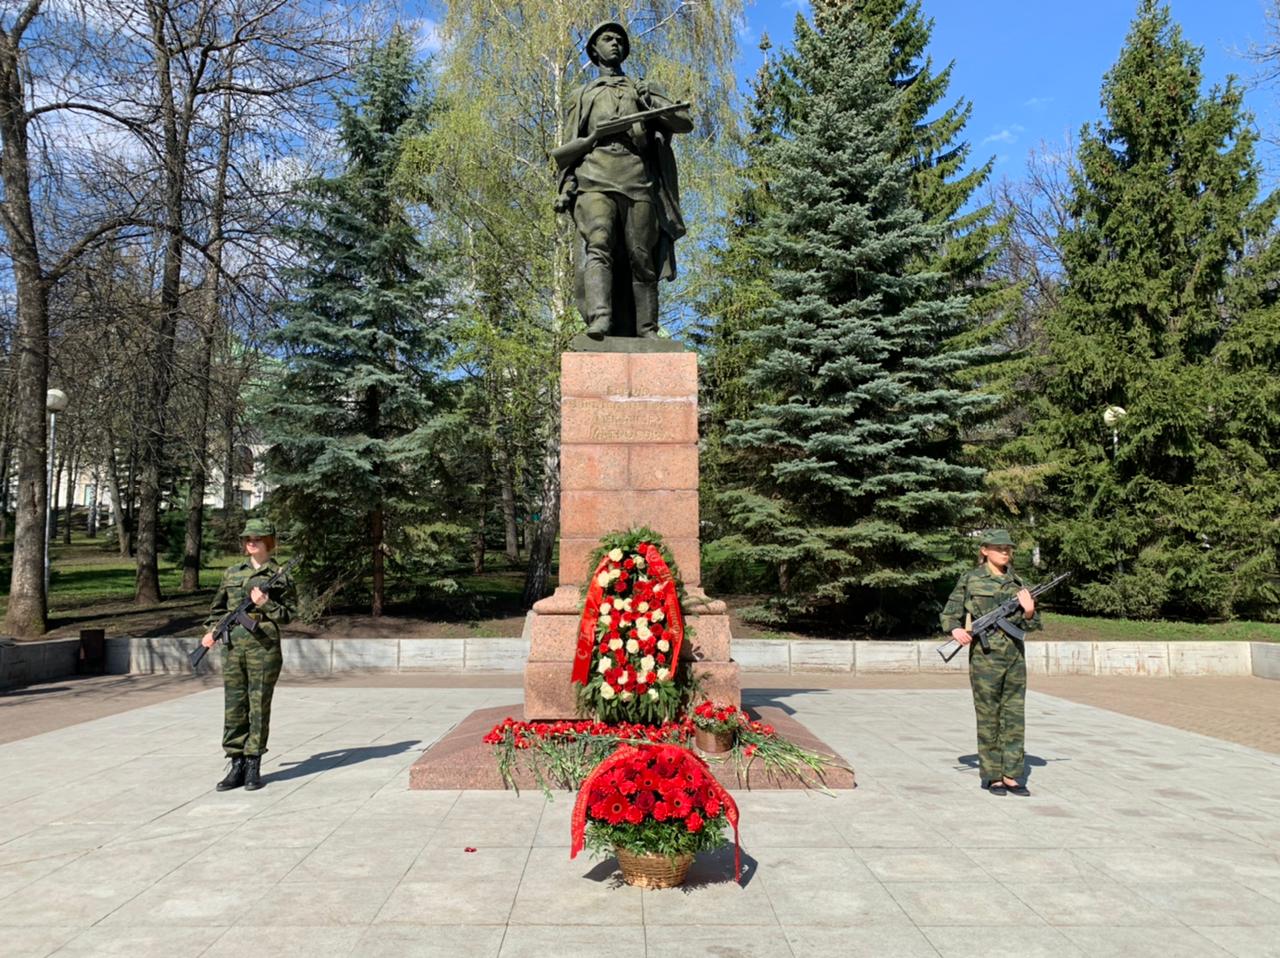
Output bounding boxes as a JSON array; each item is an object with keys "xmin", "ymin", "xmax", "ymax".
[{"xmin": 586, "ymin": 21, "xmax": 630, "ymax": 65}]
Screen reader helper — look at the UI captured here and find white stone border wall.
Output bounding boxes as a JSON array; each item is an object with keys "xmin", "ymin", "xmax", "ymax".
[
  {"xmin": 735, "ymin": 639, "xmax": 1260, "ymax": 677},
  {"xmin": 91, "ymin": 636, "xmax": 1280, "ymax": 679},
  {"xmin": 103, "ymin": 636, "xmax": 532, "ymax": 676}
]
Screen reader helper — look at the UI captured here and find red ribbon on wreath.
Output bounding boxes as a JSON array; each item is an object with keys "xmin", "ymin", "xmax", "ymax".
[
  {"xmin": 571, "ymin": 542, "xmax": 684, "ymax": 687},
  {"xmin": 571, "ymin": 554, "xmax": 611, "ymax": 686},
  {"xmin": 570, "ymin": 743, "xmax": 742, "ymax": 883},
  {"xmin": 642, "ymin": 543, "xmax": 685, "ymax": 667}
]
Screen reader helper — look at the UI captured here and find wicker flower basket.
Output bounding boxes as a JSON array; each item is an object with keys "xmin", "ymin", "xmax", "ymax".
[
  {"xmin": 615, "ymin": 847, "xmax": 695, "ymax": 889},
  {"xmin": 694, "ymin": 727, "xmax": 734, "ymax": 755}
]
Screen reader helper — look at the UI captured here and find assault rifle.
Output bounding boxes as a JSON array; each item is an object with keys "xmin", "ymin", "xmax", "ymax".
[
  {"xmin": 551, "ymin": 101, "xmax": 691, "ymax": 171},
  {"xmin": 937, "ymin": 572, "xmax": 1070, "ymax": 664},
  {"xmin": 188, "ymin": 557, "xmax": 298, "ymax": 670}
]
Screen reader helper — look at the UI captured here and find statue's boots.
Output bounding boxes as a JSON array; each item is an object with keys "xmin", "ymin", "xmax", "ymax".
[
  {"xmin": 243, "ymin": 756, "xmax": 264, "ymax": 791},
  {"xmin": 583, "ymin": 264, "xmax": 613, "ymax": 339},
  {"xmin": 216, "ymin": 756, "xmax": 246, "ymax": 791},
  {"xmin": 633, "ymin": 282, "xmax": 660, "ymax": 339}
]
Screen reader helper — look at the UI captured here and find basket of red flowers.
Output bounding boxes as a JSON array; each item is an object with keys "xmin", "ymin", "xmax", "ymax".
[
  {"xmin": 691, "ymin": 701, "xmax": 742, "ymax": 755},
  {"xmin": 571, "ymin": 743, "xmax": 740, "ymax": 889}
]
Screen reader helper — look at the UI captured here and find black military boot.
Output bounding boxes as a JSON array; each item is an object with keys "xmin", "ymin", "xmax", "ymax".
[
  {"xmin": 633, "ymin": 282, "xmax": 660, "ymax": 338},
  {"xmin": 583, "ymin": 264, "xmax": 613, "ymax": 339},
  {"xmin": 243, "ymin": 755, "xmax": 263, "ymax": 791},
  {"xmin": 216, "ymin": 756, "xmax": 246, "ymax": 791}
]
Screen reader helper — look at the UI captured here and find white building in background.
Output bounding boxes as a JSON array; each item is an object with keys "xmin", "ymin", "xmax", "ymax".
[{"xmin": 56, "ymin": 444, "xmax": 271, "ymax": 523}]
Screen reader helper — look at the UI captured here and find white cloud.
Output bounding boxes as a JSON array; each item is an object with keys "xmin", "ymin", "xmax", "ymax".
[
  {"xmin": 982, "ymin": 125, "xmax": 1025, "ymax": 146},
  {"xmin": 1024, "ymin": 96, "xmax": 1053, "ymax": 110},
  {"xmin": 409, "ymin": 16, "xmax": 444, "ymax": 56}
]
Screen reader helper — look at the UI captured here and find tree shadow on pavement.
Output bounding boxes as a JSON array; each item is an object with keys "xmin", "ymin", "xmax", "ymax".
[{"xmin": 268, "ymin": 740, "xmax": 422, "ymax": 783}]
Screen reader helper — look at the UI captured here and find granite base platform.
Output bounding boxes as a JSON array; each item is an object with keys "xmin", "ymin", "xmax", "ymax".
[{"xmin": 408, "ymin": 704, "xmax": 856, "ymax": 791}]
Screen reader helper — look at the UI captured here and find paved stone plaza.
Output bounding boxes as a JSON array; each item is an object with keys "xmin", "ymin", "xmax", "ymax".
[{"xmin": 2, "ymin": 681, "xmax": 1280, "ymax": 957}]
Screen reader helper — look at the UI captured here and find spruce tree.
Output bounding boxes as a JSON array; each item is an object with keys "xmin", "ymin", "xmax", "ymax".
[
  {"xmin": 262, "ymin": 32, "xmax": 461, "ymax": 617},
  {"xmin": 696, "ymin": 40, "xmax": 786, "ymax": 557},
  {"xmin": 719, "ymin": 14, "xmax": 994, "ymax": 630},
  {"xmin": 1039, "ymin": 0, "xmax": 1280, "ymax": 619}
]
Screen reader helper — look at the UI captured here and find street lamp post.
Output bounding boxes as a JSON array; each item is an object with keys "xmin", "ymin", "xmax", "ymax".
[
  {"xmin": 45, "ymin": 388, "xmax": 69, "ymax": 596},
  {"xmin": 1102, "ymin": 405, "xmax": 1127, "ymax": 575},
  {"xmin": 1102, "ymin": 405, "xmax": 1127, "ymax": 460}
]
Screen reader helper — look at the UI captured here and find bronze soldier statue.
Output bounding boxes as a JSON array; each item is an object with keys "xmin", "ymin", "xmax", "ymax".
[{"xmin": 553, "ymin": 22, "xmax": 692, "ymax": 340}]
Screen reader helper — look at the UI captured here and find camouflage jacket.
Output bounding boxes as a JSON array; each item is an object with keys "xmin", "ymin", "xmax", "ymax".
[
  {"xmin": 940, "ymin": 564, "xmax": 1043, "ymax": 636},
  {"xmin": 204, "ymin": 556, "xmax": 295, "ymax": 644}
]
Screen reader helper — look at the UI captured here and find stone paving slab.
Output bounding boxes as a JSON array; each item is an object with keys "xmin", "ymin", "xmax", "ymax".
[{"xmin": 2, "ymin": 684, "xmax": 1280, "ymax": 956}]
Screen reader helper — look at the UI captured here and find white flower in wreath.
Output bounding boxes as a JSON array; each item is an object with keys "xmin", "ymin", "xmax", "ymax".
[
  {"xmin": 626, "ymin": 639, "xmax": 640, "ymax": 654},
  {"xmin": 597, "ymin": 656, "xmax": 613, "ymax": 674},
  {"xmin": 617, "ymin": 597, "xmax": 632, "ymax": 611},
  {"xmin": 620, "ymin": 690, "xmax": 634, "ymax": 701},
  {"xmin": 609, "ymin": 638, "xmax": 623, "ymax": 651},
  {"xmin": 637, "ymin": 623, "xmax": 651, "ymax": 639},
  {"xmin": 609, "ymin": 568, "xmax": 622, "ymax": 582},
  {"xmin": 653, "ymin": 581, "xmax": 666, "ymax": 592},
  {"xmin": 595, "ymin": 571, "xmax": 611, "ymax": 588},
  {"xmin": 637, "ymin": 601, "xmax": 649, "ymax": 613},
  {"xmin": 657, "ymin": 667, "xmax": 670, "ymax": 681},
  {"xmin": 657, "ymin": 639, "xmax": 670, "ymax": 652},
  {"xmin": 608, "ymin": 547, "xmax": 624, "ymax": 562},
  {"xmin": 600, "ymin": 683, "xmax": 616, "ymax": 699},
  {"xmin": 651, "ymin": 610, "xmax": 665, "ymax": 622},
  {"xmin": 640, "ymin": 655, "xmax": 655, "ymax": 672},
  {"xmin": 618, "ymin": 670, "xmax": 630, "ymax": 686},
  {"xmin": 635, "ymin": 555, "xmax": 646, "ymax": 567},
  {"xmin": 647, "ymin": 688, "xmax": 659, "ymax": 700},
  {"xmin": 600, "ymin": 602, "xmax": 612, "ymax": 614}
]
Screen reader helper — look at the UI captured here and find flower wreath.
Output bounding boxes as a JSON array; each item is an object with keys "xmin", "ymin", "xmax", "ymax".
[{"xmin": 572, "ymin": 529, "xmax": 687, "ymax": 724}]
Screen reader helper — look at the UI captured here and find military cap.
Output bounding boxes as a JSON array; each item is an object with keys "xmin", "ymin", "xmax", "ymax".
[
  {"xmin": 980, "ymin": 529, "xmax": 1016, "ymax": 547},
  {"xmin": 240, "ymin": 518, "xmax": 277, "ymax": 538},
  {"xmin": 586, "ymin": 21, "xmax": 630, "ymax": 65}
]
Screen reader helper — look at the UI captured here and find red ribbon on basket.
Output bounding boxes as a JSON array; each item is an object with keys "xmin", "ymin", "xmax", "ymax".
[{"xmin": 570, "ymin": 743, "xmax": 742, "ymax": 884}]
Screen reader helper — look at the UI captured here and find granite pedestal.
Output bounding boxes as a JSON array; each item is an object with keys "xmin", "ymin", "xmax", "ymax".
[{"xmin": 522, "ymin": 348, "xmax": 740, "ymax": 720}]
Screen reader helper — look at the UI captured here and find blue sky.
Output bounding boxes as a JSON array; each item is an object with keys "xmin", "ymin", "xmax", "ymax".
[{"xmin": 739, "ymin": 0, "xmax": 1280, "ymax": 183}]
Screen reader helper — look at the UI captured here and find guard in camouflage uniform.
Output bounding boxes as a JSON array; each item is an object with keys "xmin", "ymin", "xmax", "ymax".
[
  {"xmin": 940, "ymin": 530, "xmax": 1041, "ymax": 796},
  {"xmin": 200, "ymin": 518, "xmax": 294, "ymax": 792}
]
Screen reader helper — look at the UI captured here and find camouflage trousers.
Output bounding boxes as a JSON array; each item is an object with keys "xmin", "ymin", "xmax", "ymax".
[
  {"xmin": 222, "ymin": 635, "xmax": 283, "ymax": 757},
  {"xmin": 969, "ymin": 631, "xmax": 1026, "ymax": 782}
]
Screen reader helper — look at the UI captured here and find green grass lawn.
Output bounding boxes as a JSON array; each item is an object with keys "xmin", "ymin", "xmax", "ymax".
[
  {"xmin": 0, "ymin": 530, "xmax": 245, "ymax": 638},
  {"xmin": 1040, "ymin": 612, "xmax": 1280, "ymax": 643},
  {"xmin": 5, "ymin": 530, "xmax": 1278, "ymax": 643},
  {"xmin": 0, "ymin": 530, "xmax": 536, "ymax": 639}
]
